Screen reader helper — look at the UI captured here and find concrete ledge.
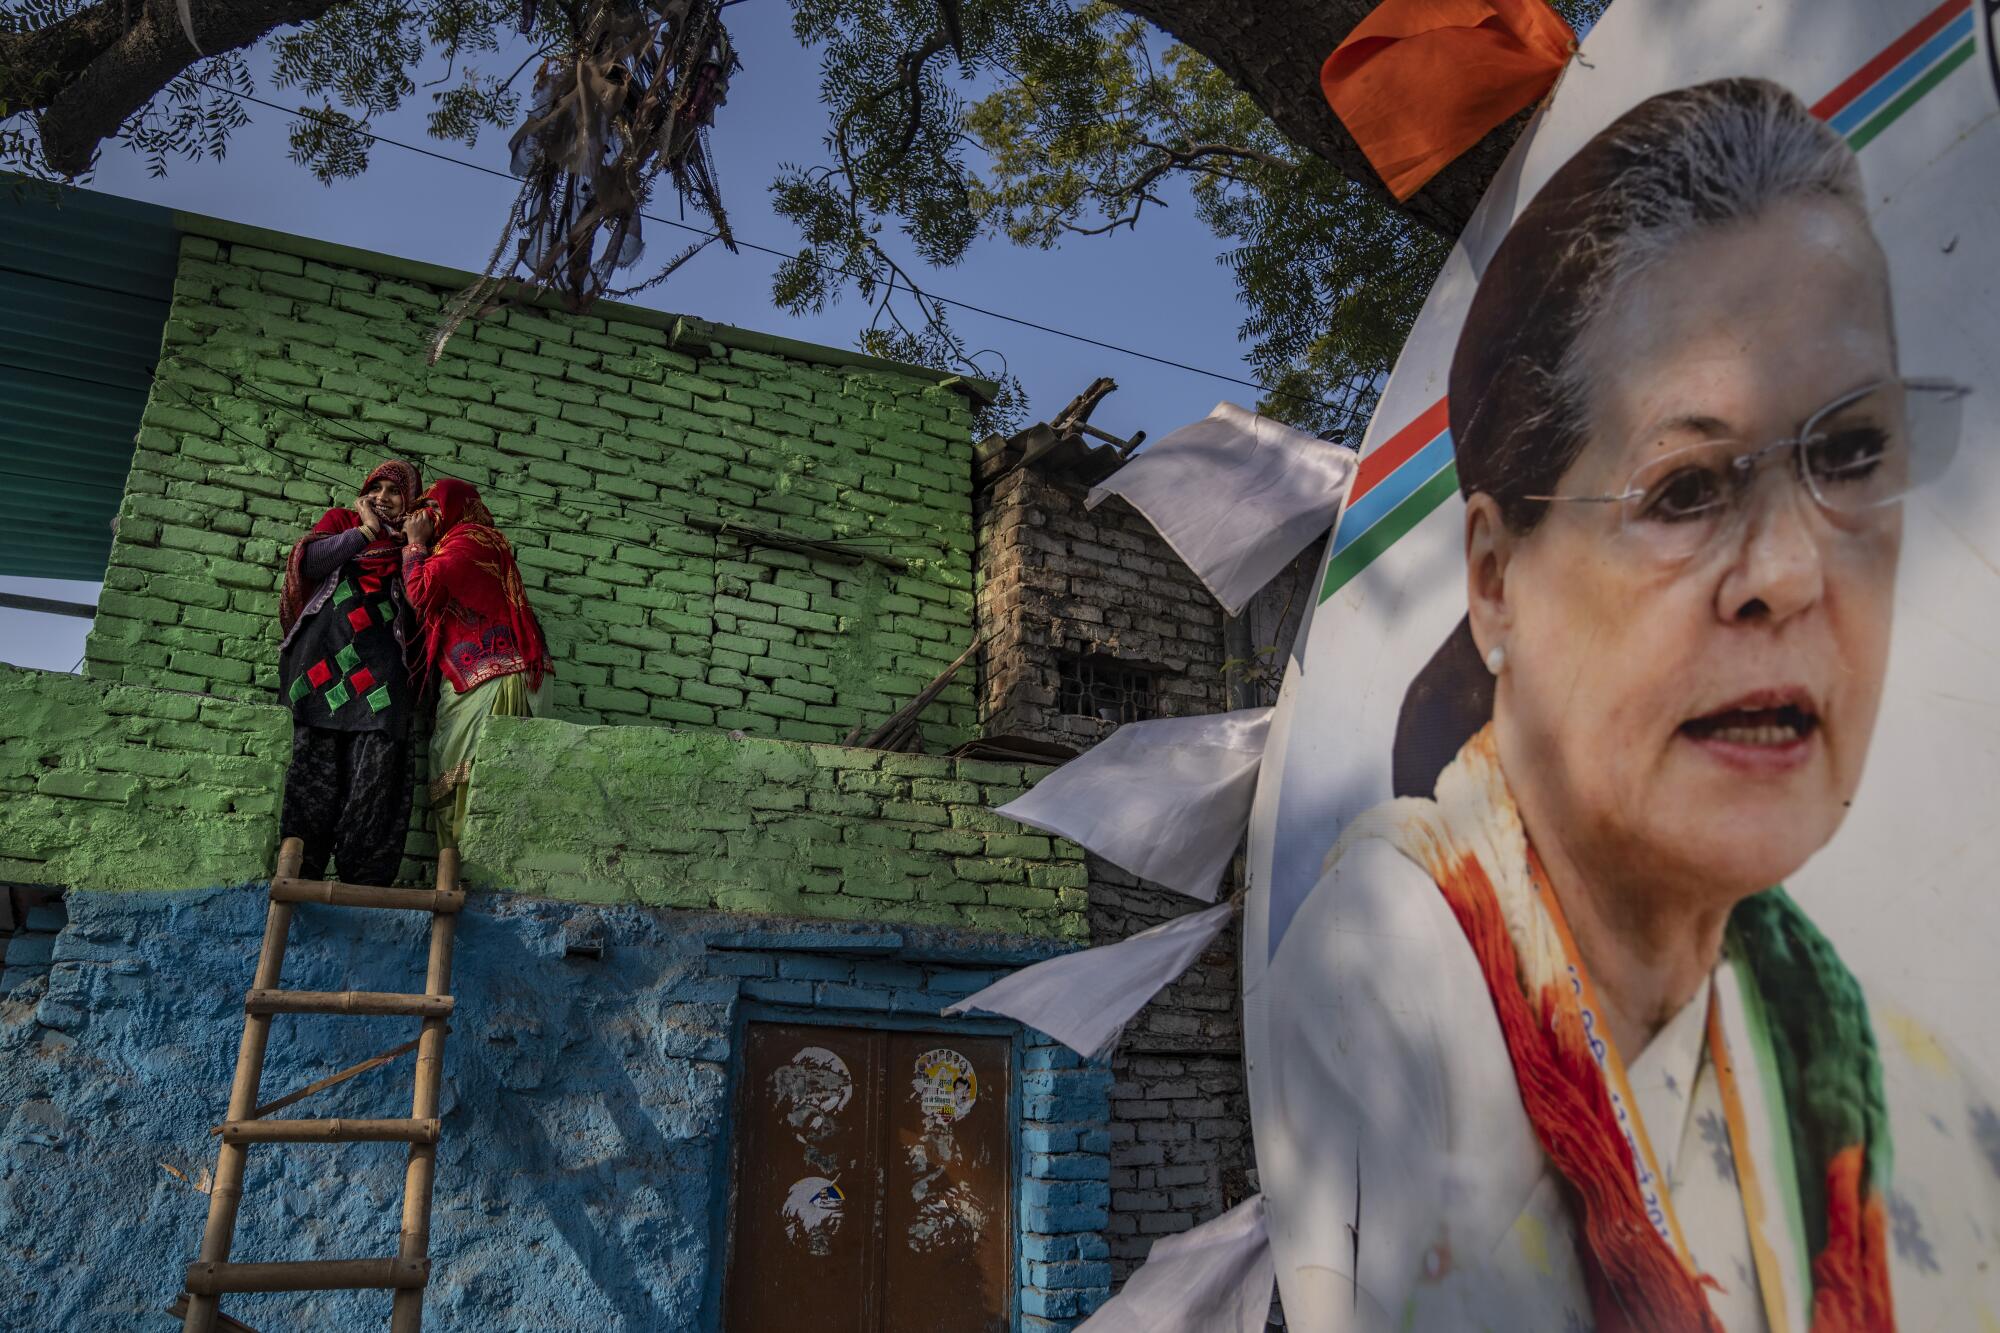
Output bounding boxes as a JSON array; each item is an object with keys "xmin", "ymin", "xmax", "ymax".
[
  {"xmin": 0, "ymin": 664, "xmax": 286, "ymax": 891},
  {"xmin": 461, "ymin": 717, "xmax": 1088, "ymax": 939}
]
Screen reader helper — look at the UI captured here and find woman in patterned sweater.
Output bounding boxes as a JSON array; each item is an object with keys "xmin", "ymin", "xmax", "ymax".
[{"xmin": 275, "ymin": 459, "xmax": 423, "ymax": 885}]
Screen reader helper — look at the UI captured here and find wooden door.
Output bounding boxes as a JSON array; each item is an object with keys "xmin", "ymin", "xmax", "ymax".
[{"xmin": 726, "ymin": 1023, "xmax": 1012, "ymax": 1332}]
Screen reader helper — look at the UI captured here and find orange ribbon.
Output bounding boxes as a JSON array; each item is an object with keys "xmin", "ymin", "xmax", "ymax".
[{"xmin": 1320, "ymin": 0, "xmax": 1575, "ymax": 201}]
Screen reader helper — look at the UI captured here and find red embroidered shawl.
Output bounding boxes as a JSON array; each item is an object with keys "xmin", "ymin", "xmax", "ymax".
[{"xmin": 403, "ymin": 478, "xmax": 552, "ymax": 695}]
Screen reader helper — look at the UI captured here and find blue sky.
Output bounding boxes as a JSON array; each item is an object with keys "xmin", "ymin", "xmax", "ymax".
[{"xmin": 0, "ymin": 8, "xmax": 1270, "ymax": 673}]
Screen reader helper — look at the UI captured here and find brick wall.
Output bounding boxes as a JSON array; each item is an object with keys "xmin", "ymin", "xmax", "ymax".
[
  {"xmin": 88, "ymin": 233, "xmax": 982, "ymax": 749},
  {"xmin": 462, "ymin": 717, "xmax": 1088, "ymax": 938},
  {"xmin": 969, "ymin": 450, "xmax": 1263, "ymax": 1288},
  {"xmin": 0, "ymin": 659, "xmax": 1091, "ymax": 937},
  {"xmin": 0, "ymin": 664, "xmax": 287, "ymax": 891},
  {"xmin": 1087, "ymin": 865, "xmax": 1255, "ymax": 1283},
  {"xmin": 974, "ymin": 466, "xmax": 1225, "ymax": 748}
]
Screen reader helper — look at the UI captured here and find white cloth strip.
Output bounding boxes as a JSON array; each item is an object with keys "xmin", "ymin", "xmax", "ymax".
[
  {"xmin": 995, "ymin": 709, "xmax": 1270, "ymax": 901},
  {"xmin": 942, "ymin": 901, "xmax": 1236, "ymax": 1062},
  {"xmin": 1076, "ymin": 1193, "xmax": 1275, "ymax": 1333},
  {"xmin": 1086, "ymin": 402, "xmax": 1357, "ymax": 616}
]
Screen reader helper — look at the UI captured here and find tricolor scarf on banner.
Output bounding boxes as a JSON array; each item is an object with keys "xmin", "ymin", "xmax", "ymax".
[{"xmin": 1366, "ymin": 726, "xmax": 1892, "ymax": 1332}]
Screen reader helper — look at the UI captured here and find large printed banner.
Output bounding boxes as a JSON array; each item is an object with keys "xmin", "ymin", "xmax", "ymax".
[{"xmin": 1244, "ymin": 0, "xmax": 2000, "ymax": 1327}]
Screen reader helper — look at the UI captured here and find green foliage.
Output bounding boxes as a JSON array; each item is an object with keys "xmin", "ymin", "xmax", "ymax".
[
  {"xmin": 0, "ymin": 0, "xmax": 525, "ymax": 182},
  {"xmin": 785, "ymin": 3, "xmax": 1443, "ymax": 439},
  {"xmin": 962, "ymin": 14, "xmax": 1448, "ymax": 439},
  {"xmin": 1, "ymin": 0, "xmax": 256, "ymax": 179},
  {"xmin": 129, "ymin": 58, "xmax": 258, "ymax": 179},
  {"xmin": 768, "ymin": 0, "xmax": 1111, "ymax": 433},
  {"xmin": 270, "ymin": 0, "xmax": 522, "ymax": 181}
]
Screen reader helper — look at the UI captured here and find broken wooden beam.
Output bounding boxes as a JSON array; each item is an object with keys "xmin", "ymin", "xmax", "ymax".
[
  {"xmin": 685, "ymin": 515, "xmax": 909, "ymax": 573},
  {"xmin": 845, "ymin": 638, "xmax": 982, "ymax": 751}
]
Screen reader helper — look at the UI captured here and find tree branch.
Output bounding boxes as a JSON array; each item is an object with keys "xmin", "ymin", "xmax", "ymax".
[
  {"xmin": 1121, "ymin": 138, "xmax": 1287, "ymax": 197},
  {"xmin": 885, "ymin": 28, "xmax": 954, "ymax": 167},
  {"xmin": 1105, "ymin": 0, "xmax": 1534, "ymax": 237},
  {"xmin": 28, "ymin": 0, "xmax": 348, "ymax": 176},
  {"xmin": 1135, "ymin": 139, "xmax": 1292, "ymax": 173},
  {"xmin": 0, "ymin": 3, "xmax": 132, "ymax": 115}
]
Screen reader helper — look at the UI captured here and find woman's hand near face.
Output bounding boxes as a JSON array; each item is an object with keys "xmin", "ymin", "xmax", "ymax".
[
  {"xmin": 357, "ymin": 497, "xmax": 386, "ymax": 540},
  {"xmin": 404, "ymin": 508, "xmax": 437, "ymax": 549}
]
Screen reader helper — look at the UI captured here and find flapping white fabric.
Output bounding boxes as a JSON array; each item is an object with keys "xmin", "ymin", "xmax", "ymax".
[
  {"xmin": 994, "ymin": 709, "xmax": 1270, "ymax": 902},
  {"xmin": 1085, "ymin": 402, "xmax": 1357, "ymax": 616},
  {"xmin": 1075, "ymin": 1193, "xmax": 1275, "ymax": 1333},
  {"xmin": 942, "ymin": 900, "xmax": 1236, "ymax": 1061}
]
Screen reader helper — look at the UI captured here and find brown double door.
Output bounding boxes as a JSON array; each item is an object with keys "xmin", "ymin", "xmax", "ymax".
[{"xmin": 726, "ymin": 1022, "xmax": 1013, "ymax": 1333}]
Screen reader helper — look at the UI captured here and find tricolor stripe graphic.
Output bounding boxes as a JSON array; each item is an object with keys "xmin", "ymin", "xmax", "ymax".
[
  {"xmin": 1319, "ymin": 399, "xmax": 1454, "ymax": 599},
  {"xmin": 1813, "ymin": 0, "xmax": 1980, "ymax": 145},
  {"xmin": 1320, "ymin": 0, "xmax": 1980, "ymax": 603}
]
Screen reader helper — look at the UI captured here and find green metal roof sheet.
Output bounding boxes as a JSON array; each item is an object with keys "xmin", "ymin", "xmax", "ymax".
[{"xmin": 0, "ymin": 182, "xmax": 179, "ymax": 582}]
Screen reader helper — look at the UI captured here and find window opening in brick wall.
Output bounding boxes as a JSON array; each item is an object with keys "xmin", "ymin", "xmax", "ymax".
[{"xmin": 1057, "ymin": 652, "xmax": 1160, "ymax": 724}]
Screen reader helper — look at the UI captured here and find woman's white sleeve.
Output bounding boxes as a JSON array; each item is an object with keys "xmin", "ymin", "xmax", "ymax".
[{"xmin": 1255, "ymin": 838, "xmax": 1463, "ymax": 1332}]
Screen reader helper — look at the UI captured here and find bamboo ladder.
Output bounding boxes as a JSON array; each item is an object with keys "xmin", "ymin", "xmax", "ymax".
[{"xmin": 178, "ymin": 836, "xmax": 463, "ymax": 1333}]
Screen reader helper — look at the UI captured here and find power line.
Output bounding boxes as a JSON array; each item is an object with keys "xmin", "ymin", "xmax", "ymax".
[{"xmin": 191, "ymin": 79, "xmax": 1359, "ymax": 417}]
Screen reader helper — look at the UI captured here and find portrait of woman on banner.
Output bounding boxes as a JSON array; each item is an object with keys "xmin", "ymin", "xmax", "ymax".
[{"xmin": 1259, "ymin": 78, "xmax": 2000, "ymax": 1332}]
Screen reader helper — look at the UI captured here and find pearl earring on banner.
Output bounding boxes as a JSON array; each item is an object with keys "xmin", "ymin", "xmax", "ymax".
[{"xmin": 1485, "ymin": 644, "xmax": 1506, "ymax": 675}]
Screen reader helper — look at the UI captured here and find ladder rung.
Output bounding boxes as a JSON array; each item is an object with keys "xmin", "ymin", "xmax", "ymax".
[
  {"xmin": 164, "ymin": 1294, "xmax": 262, "ymax": 1331},
  {"xmin": 218, "ymin": 1117, "xmax": 440, "ymax": 1144},
  {"xmin": 184, "ymin": 1258, "xmax": 429, "ymax": 1294},
  {"xmin": 270, "ymin": 878, "xmax": 465, "ymax": 914},
  {"xmin": 244, "ymin": 989, "xmax": 453, "ymax": 1018}
]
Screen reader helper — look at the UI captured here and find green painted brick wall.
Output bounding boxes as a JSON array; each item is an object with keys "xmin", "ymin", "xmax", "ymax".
[
  {"xmin": 0, "ymin": 664, "xmax": 1084, "ymax": 935},
  {"xmin": 461, "ymin": 718, "xmax": 1087, "ymax": 939},
  {"xmin": 85, "ymin": 235, "xmax": 981, "ymax": 748},
  {"xmin": 0, "ymin": 664, "xmax": 287, "ymax": 890}
]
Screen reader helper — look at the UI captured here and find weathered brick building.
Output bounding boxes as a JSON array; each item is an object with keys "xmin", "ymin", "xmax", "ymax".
[
  {"xmin": 970, "ymin": 411, "xmax": 1320, "ymax": 1294},
  {"xmin": 1, "ymin": 185, "xmax": 1112, "ymax": 1331},
  {"xmin": 1, "ymin": 182, "xmax": 1323, "ymax": 1330}
]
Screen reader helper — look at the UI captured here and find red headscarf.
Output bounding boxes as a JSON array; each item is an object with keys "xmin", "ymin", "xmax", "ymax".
[
  {"xmin": 279, "ymin": 459, "xmax": 422, "ymax": 635},
  {"xmin": 406, "ymin": 478, "xmax": 551, "ymax": 693}
]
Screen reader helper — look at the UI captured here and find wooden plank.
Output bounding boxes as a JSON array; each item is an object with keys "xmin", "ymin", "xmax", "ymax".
[
  {"xmin": 847, "ymin": 637, "xmax": 981, "ymax": 749},
  {"xmin": 184, "ymin": 837, "xmax": 305, "ymax": 1333},
  {"xmin": 244, "ymin": 990, "xmax": 453, "ymax": 1018},
  {"xmin": 218, "ymin": 1038, "xmax": 422, "ymax": 1129},
  {"xmin": 164, "ymin": 1294, "xmax": 260, "ymax": 1332},
  {"xmin": 184, "ymin": 1258, "xmax": 429, "ymax": 1294},
  {"xmin": 218, "ymin": 1117, "xmax": 440, "ymax": 1145},
  {"xmin": 269, "ymin": 879, "xmax": 465, "ymax": 914},
  {"xmin": 391, "ymin": 847, "xmax": 461, "ymax": 1333}
]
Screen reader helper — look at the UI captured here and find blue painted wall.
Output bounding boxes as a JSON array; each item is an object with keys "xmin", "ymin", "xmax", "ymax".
[{"xmin": 0, "ymin": 889, "xmax": 1112, "ymax": 1330}]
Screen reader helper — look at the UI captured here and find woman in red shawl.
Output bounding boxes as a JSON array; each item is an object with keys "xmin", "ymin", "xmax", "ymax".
[
  {"xmin": 276, "ymin": 459, "xmax": 423, "ymax": 886},
  {"xmin": 401, "ymin": 478, "xmax": 554, "ymax": 850}
]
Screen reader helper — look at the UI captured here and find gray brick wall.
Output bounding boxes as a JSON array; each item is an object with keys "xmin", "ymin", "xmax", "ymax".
[
  {"xmin": 974, "ymin": 466, "xmax": 1225, "ymax": 748},
  {"xmin": 1088, "ymin": 861, "xmax": 1255, "ymax": 1285},
  {"xmin": 975, "ymin": 445, "xmax": 1317, "ymax": 1322}
]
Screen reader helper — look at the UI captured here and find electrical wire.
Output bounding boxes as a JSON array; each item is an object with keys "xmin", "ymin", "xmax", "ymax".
[{"xmin": 190, "ymin": 79, "xmax": 1362, "ymax": 417}]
